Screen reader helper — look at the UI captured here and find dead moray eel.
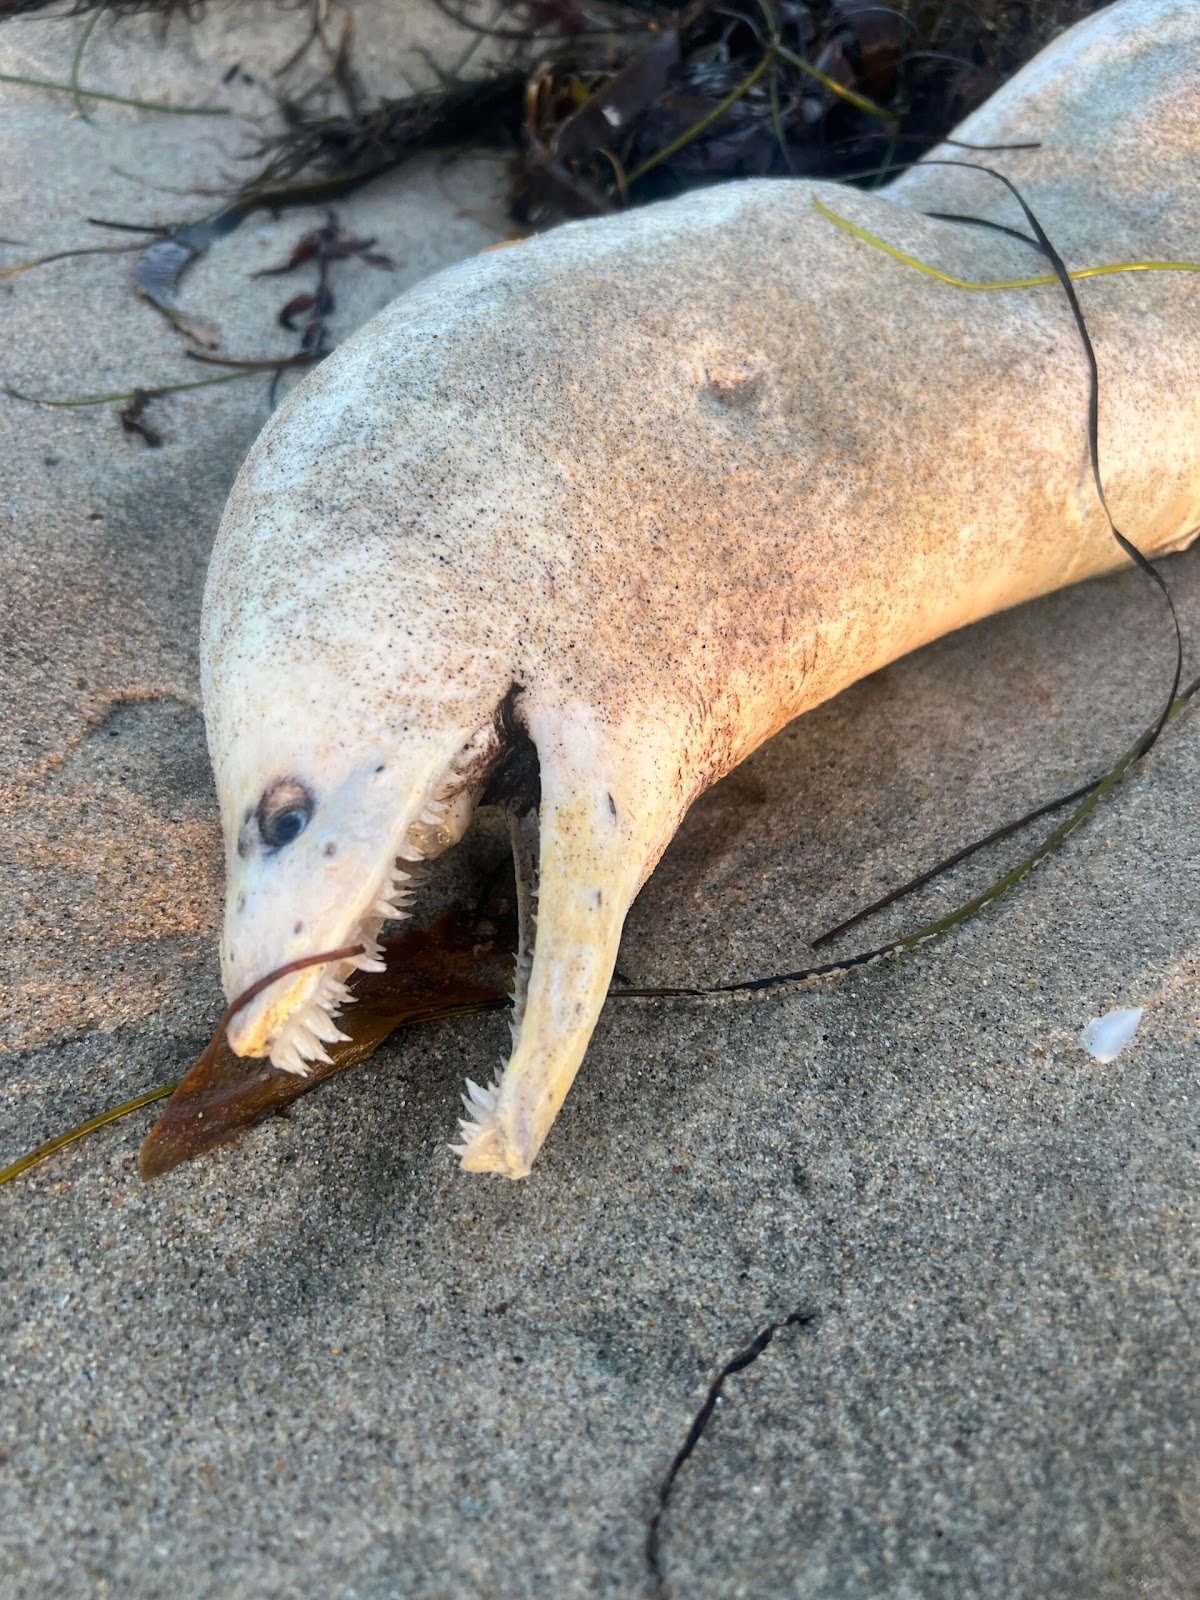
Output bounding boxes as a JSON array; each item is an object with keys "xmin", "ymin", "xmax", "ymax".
[{"xmin": 201, "ymin": 0, "xmax": 1200, "ymax": 1178}]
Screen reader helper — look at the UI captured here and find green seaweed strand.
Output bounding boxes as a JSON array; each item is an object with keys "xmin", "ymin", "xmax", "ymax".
[
  {"xmin": 812, "ymin": 196, "xmax": 1200, "ymax": 288},
  {"xmin": 0, "ymin": 1085, "xmax": 174, "ymax": 1187},
  {"xmin": 0, "ymin": 70, "xmax": 227, "ymax": 117}
]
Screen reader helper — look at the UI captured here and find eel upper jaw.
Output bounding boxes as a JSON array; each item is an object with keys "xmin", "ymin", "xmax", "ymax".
[
  {"xmin": 222, "ymin": 850, "xmax": 415, "ymax": 1071},
  {"xmin": 223, "ymin": 744, "xmax": 491, "ymax": 1074}
]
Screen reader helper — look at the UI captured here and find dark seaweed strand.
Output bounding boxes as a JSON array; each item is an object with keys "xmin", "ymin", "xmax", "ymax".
[
  {"xmin": 808, "ymin": 776, "xmax": 1097, "ymax": 948},
  {"xmin": 617, "ymin": 163, "xmax": 1188, "ymax": 1000},
  {"xmin": 0, "ymin": 1, "xmax": 239, "ymax": 17},
  {"xmin": 645, "ymin": 1309, "xmax": 816, "ymax": 1596}
]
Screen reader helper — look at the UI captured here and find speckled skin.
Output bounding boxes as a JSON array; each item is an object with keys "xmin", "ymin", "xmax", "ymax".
[{"xmin": 202, "ymin": 0, "xmax": 1200, "ymax": 1177}]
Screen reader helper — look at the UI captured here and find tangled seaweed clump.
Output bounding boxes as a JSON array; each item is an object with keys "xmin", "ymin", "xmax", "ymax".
[
  {"xmin": 241, "ymin": 0, "xmax": 1113, "ymax": 222},
  {"xmin": 2, "ymin": 1, "xmax": 1111, "ymax": 221}
]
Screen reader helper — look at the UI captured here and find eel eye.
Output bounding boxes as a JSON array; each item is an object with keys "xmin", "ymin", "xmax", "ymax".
[{"xmin": 258, "ymin": 779, "xmax": 314, "ymax": 851}]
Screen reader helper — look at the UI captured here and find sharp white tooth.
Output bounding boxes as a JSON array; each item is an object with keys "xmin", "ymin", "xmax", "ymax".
[
  {"xmin": 288, "ymin": 1031, "xmax": 331, "ymax": 1067},
  {"xmin": 306, "ymin": 1008, "xmax": 350, "ymax": 1043},
  {"xmin": 289, "ymin": 1020, "xmax": 321, "ymax": 1056},
  {"xmin": 272, "ymin": 1038, "xmax": 309, "ymax": 1076},
  {"xmin": 311, "ymin": 1017, "xmax": 350, "ymax": 1045},
  {"xmin": 463, "ymin": 1077, "xmax": 496, "ymax": 1112},
  {"xmin": 397, "ymin": 842, "xmax": 424, "ymax": 861},
  {"xmin": 356, "ymin": 956, "xmax": 387, "ymax": 973},
  {"xmin": 390, "ymin": 869, "xmax": 412, "ymax": 883}
]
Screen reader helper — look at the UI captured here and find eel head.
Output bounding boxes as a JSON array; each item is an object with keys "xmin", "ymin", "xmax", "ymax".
[{"xmin": 202, "ymin": 546, "xmax": 686, "ymax": 1179}]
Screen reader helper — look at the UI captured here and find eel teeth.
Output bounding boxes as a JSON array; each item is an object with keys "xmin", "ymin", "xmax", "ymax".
[
  {"xmin": 294, "ymin": 1031, "xmax": 333, "ymax": 1068},
  {"xmin": 351, "ymin": 930, "xmax": 388, "ymax": 974},
  {"xmin": 452, "ymin": 1075, "xmax": 503, "ymax": 1155},
  {"xmin": 272, "ymin": 1035, "xmax": 311, "ymax": 1077},
  {"xmin": 306, "ymin": 1007, "xmax": 350, "ymax": 1046},
  {"xmin": 375, "ymin": 859, "xmax": 419, "ymax": 923},
  {"xmin": 268, "ymin": 836, "xmax": 431, "ymax": 1074},
  {"xmin": 460, "ymin": 1077, "xmax": 499, "ymax": 1123},
  {"xmin": 510, "ymin": 950, "xmax": 533, "ymax": 1030}
]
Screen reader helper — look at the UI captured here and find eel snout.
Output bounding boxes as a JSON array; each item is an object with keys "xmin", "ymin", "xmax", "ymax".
[{"xmin": 218, "ymin": 724, "xmax": 500, "ymax": 1074}]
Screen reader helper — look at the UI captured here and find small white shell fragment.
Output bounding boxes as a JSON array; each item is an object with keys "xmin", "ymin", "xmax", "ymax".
[{"xmin": 1080, "ymin": 1007, "xmax": 1144, "ymax": 1063}]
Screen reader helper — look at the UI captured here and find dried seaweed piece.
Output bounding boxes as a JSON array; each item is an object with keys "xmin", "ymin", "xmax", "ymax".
[
  {"xmin": 133, "ymin": 236, "xmax": 220, "ymax": 345},
  {"xmin": 553, "ymin": 26, "xmax": 681, "ymax": 160},
  {"xmin": 253, "ymin": 218, "xmax": 394, "ymax": 275},
  {"xmin": 3, "ymin": 0, "xmax": 1113, "ymax": 225},
  {"xmin": 0, "ymin": 912, "xmax": 513, "ymax": 1188},
  {"xmin": 247, "ymin": 71, "xmax": 528, "ymax": 197},
  {"xmin": 647, "ymin": 1309, "xmax": 817, "ymax": 1597},
  {"xmin": 3, "ymin": 369, "xmax": 251, "ymax": 408},
  {"xmin": 0, "ymin": 3, "xmax": 227, "ymax": 117},
  {"xmin": 4, "ymin": 368, "xmax": 254, "ymax": 450},
  {"xmin": 0, "ymin": 64, "xmax": 228, "ymax": 112},
  {"xmin": 248, "ymin": 210, "xmax": 396, "ymax": 361},
  {"xmin": 139, "ymin": 911, "xmax": 515, "ymax": 1178},
  {"xmin": 0, "ymin": 1085, "xmax": 174, "ymax": 1187},
  {"xmin": 278, "ymin": 289, "xmax": 318, "ymax": 328},
  {"xmin": 184, "ymin": 349, "xmax": 320, "ymax": 370},
  {"xmin": 118, "ymin": 386, "xmax": 163, "ymax": 445},
  {"xmin": 0, "ymin": 0, "xmax": 288, "ymax": 17}
]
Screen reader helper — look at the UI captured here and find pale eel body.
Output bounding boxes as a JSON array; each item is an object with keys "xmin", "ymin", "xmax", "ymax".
[{"xmin": 202, "ymin": 0, "xmax": 1199, "ymax": 1178}]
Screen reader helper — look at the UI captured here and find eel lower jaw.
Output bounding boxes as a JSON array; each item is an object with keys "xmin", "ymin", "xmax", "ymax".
[{"xmin": 450, "ymin": 758, "xmax": 646, "ymax": 1181}]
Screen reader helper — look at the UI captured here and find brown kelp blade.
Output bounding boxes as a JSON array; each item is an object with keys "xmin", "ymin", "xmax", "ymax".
[{"xmin": 139, "ymin": 911, "xmax": 514, "ymax": 1179}]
